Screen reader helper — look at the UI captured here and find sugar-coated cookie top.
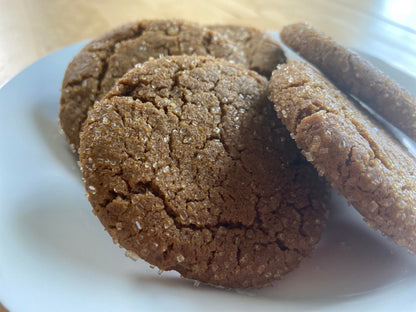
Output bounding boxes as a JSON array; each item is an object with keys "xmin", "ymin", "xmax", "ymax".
[
  {"xmin": 79, "ymin": 55, "xmax": 329, "ymax": 288},
  {"xmin": 269, "ymin": 60, "xmax": 416, "ymax": 253},
  {"xmin": 60, "ymin": 19, "xmax": 247, "ymax": 152}
]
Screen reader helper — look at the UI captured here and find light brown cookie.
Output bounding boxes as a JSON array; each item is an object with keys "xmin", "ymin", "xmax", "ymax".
[
  {"xmin": 208, "ymin": 24, "xmax": 286, "ymax": 76},
  {"xmin": 268, "ymin": 60, "xmax": 416, "ymax": 253},
  {"xmin": 280, "ymin": 22, "xmax": 416, "ymax": 141},
  {"xmin": 59, "ymin": 19, "xmax": 249, "ymax": 152},
  {"xmin": 79, "ymin": 55, "xmax": 329, "ymax": 288}
]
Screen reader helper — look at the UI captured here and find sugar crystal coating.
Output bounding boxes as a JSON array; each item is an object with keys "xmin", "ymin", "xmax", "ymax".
[
  {"xmin": 268, "ymin": 60, "xmax": 416, "ymax": 253},
  {"xmin": 60, "ymin": 19, "xmax": 286, "ymax": 152},
  {"xmin": 79, "ymin": 56, "xmax": 329, "ymax": 288},
  {"xmin": 60, "ymin": 19, "xmax": 247, "ymax": 152},
  {"xmin": 281, "ymin": 22, "xmax": 416, "ymax": 141},
  {"xmin": 208, "ymin": 24, "xmax": 286, "ymax": 77}
]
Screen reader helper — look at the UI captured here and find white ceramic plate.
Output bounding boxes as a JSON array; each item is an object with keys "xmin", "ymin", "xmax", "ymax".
[{"xmin": 1, "ymin": 37, "xmax": 416, "ymax": 312}]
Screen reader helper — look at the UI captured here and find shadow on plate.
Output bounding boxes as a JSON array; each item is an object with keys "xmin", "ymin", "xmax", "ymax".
[
  {"xmin": 256, "ymin": 193, "xmax": 416, "ymax": 305},
  {"xmin": 13, "ymin": 183, "xmax": 416, "ymax": 305},
  {"xmin": 13, "ymin": 183, "xmax": 143, "ymax": 276},
  {"xmin": 31, "ymin": 102, "xmax": 82, "ymax": 181},
  {"xmin": 128, "ymin": 192, "xmax": 416, "ymax": 306}
]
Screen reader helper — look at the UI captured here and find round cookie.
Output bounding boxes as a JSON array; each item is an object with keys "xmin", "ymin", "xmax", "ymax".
[
  {"xmin": 268, "ymin": 60, "xmax": 416, "ymax": 253},
  {"xmin": 79, "ymin": 55, "xmax": 329, "ymax": 288},
  {"xmin": 208, "ymin": 24, "xmax": 286, "ymax": 77},
  {"xmin": 59, "ymin": 19, "xmax": 248, "ymax": 152},
  {"xmin": 280, "ymin": 22, "xmax": 416, "ymax": 141}
]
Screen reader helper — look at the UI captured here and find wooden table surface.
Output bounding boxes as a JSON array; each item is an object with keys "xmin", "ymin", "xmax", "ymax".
[
  {"xmin": 0, "ymin": 0, "xmax": 415, "ymax": 88},
  {"xmin": 0, "ymin": 0, "xmax": 415, "ymax": 311}
]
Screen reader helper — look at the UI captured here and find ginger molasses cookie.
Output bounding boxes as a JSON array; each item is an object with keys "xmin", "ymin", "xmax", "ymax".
[
  {"xmin": 208, "ymin": 24, "xmax": 286, "ymax": 77},
  {"xmin": 79, "ymin": 56, "xmax": 329, "ymax": 288},
  {"xmin": 59, "ymin": 19, "xmax": 248, "ymax": 152},
  {"xmin": 268, "ymin": 60, "xmax": 416, "ymax": 253},
  {"xmin": 280, "ymin": 22, "xmax": 416, "ymax": 141}
]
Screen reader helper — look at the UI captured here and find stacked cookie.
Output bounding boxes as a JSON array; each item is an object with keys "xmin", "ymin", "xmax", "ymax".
[
  {"xmin": 60, "ymin": 20, "xmax": 286, "ymax": 152},
  {"xmin": 59, "ymin": 20, "xmax": 416, "ymax": 288},
  {"xmin": 271, "ymin": 22, "xmax": 416, "ymax": 254}
]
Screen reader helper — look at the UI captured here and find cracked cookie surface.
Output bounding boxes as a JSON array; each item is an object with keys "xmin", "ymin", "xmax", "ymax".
[
  {"xmin": 280, "ymin": 23, "xmax": 416, "ymax": 141},
  {"xmin": 79, "ymin": 56, "xmax": 329, "ymax": 288},
  {"xmin": 59, "ymin": 19, "xmax": 248, "ymax": 152},
  {"xmin": 208, "ymin": 24, "xmax": 286, "ymax": 77},
  {"xmin": 268, "ymin": 60, "xmax": 416, "ymax": 253}
]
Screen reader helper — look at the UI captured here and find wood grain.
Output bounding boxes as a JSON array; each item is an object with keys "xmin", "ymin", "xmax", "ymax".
[
  {"xmin": 0, "ymin": 0, "xmax": 415, "ymax": 87},
  {"xmin": 0, "ymin": 302, "xmax": 8, "ymax": 312}
]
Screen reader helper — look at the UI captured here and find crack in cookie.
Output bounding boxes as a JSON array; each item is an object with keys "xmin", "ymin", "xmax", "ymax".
[
  {"xmin": 268, "ymin": 60, "xmax": 416, "ymax": 253},
  {"xmin": 80, "ymin": 56, "xmax": 329, "ymax": 288}
]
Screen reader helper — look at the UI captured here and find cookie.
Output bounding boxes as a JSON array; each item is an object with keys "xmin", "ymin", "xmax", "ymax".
[
  {"xmin": 268, "ymin": 60, "xmax": 416, "ymax": 253},
  {"xmin": 79, "ymin": 55, "xmax": 329, "ymax": 288},
  {"xmin": 280, "ymin": 22, "xmax": 416, "ymax": 141},
  {"xmin": 208, "ymin": 24, "xmax": 286, "ymax": 77},
  {"xmin": 59, "ymin": 19, "xmax": 249, "ymax": 152}
]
